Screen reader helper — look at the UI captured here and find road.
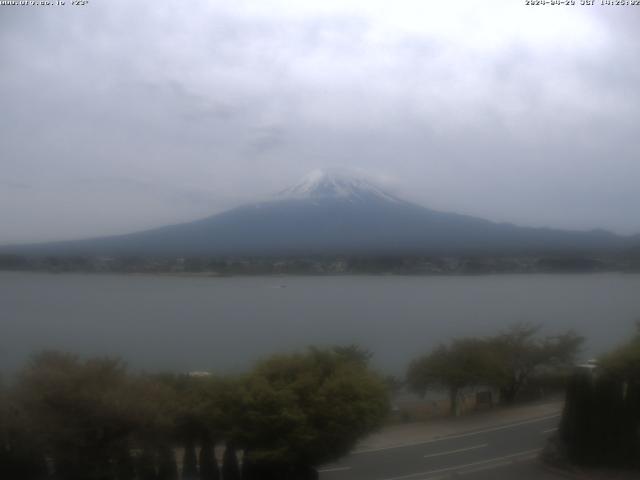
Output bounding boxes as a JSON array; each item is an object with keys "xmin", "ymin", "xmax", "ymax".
[{"xmin": 319, "ymin": 414, "xmax": 565, "ymax": 480}]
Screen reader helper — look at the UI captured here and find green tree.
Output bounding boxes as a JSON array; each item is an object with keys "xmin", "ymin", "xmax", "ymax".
[
  {"xmin": 221, "ymin": 443, "xmax": 240, "ymax": 480},
  {"xmin": 113, "ymin": 444, "xmax": 136, "ymax": 480},
  {"xmin": 0, "ymin": 380, "xmax": 48, "ymax": 480},
  {"xmin": 183, "ymin": 439, "xmax": 198, "ymax": 479},
  {"xmin": 559, "ymin": 369, "xmax": 594, "ymax": 463},
  {"xmin": 135, "ymin": 448, "xmax": 158, "ymax": 480},
  {"xmin": 15, "ymin": 351, "xmax": 178, "ymax": 480},
  {"xmin": 153, "ymin": 373, "xmax": 230, "ymax": 480},
  {"xmin": 600, "ymin": 321, "xmax": 640, "ymax": 381},
  {"xmin": 198, "ymin": 434, "xmax": 219, "ymax": 480},
  {"xmin": 157, "ymin": 444, "xmax": 178, "ymax": 480},
  {"xmin": 599, "ymin": 322, "xmax": 640, "ymax": 466},
  {"xmin": 236, "ymin": 347, "xmax": 389, "ymax": 477},
  {"xmin": 490, "ymin": 324, "xmax": 583, "ymax": 403},
  {"xmin": 331, "ymin": 344, "xmax": 373, "ymax": 366},
  {"xmin": 407, "ymin": 338, "xmax": 500, "ymax": 416},
  {"xmin": 16, "ymin": 352, "xmax": 138, "ymax": 480},
  {"xmin": 559, "ymin": 323, "xmax": 640, "ymax": 468}
]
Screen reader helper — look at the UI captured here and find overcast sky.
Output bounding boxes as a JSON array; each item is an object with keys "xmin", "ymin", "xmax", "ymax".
[{"xmin": 1, "ymin": 0, "xmax": 639, "ymax": 244}]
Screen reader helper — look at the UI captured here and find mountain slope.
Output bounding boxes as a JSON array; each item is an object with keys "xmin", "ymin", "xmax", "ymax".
[{"xmin": 2, "ymin": 170, "xmax": 632, "ymax": 256}]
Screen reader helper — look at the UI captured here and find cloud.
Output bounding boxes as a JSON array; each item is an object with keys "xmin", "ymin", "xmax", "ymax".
[{"xmin": 1, "ymin": 0, "xmax": 639, "ymax": 243}]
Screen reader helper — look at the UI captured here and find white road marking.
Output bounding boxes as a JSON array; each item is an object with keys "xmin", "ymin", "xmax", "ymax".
[
  {"xmin": 317, "ymin": 466, "xmax": 352, "ymax": 473},
  {"xmin": 423, "ymin": 443, "xmax": 487, "ymax": 459},
  {"xmin": 542, "ymin": 427, "xmax": 557, "ymax": 434},
  {"xmin": 352, "ymin": 413, "xmax": 560, "ymax": 455},
  {"xmin": 380, "ymin": 448, "xmax": 541, "ymax": 480}
]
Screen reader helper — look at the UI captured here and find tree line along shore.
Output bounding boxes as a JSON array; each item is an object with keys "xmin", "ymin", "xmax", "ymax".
[{"xmin": 2, "ymin": 252, "xmax": 640, "ymax": 275}]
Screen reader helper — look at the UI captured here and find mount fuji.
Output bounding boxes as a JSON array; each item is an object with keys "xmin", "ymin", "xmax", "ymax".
[{"xmin": 3, "ymin": 170, "xmax": 632, "ymax": 256}]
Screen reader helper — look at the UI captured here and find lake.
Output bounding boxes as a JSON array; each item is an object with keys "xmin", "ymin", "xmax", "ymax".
[{"xmin": 1, "ymin": 271, "xmax": 639, "ymax": 376}]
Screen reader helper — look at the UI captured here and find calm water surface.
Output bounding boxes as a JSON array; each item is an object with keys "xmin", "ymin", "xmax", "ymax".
[{"xmin": 1, "ymin": 271, "xmax": 639, "ymax": 375}]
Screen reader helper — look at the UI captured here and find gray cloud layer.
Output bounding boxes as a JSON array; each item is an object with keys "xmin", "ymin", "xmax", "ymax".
[{"xmin": 1, "ymin": 1, "xmax": 639, "ymax": 243}]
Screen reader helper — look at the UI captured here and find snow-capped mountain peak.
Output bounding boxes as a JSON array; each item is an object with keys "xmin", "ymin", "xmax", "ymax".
[{"xmin": 279, "ymin": 169, "xmax": 399, "ymax": 203}]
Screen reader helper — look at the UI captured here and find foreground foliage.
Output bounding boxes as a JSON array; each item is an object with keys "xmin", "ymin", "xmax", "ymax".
[
  {"xmin": 559, "ymin": 324, "xmax": 640, "ymax": 468},
  {"xmin": 407, "ymin": 323, "xmax": 583, "ymax": 414},
  {"xmin": 0, "ymin": 346, "xmax": 389, "ymax": 480},
  {"xmin": 237, "ymin": 348, "xmax": 388, "ymax": 472}
]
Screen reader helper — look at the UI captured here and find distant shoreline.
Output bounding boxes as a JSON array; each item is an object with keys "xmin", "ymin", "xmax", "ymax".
[
  {"xmin": 2, "ymin": 251, "xmax": 639, "ymax": 277},
  {"xmin": 2, "ymin": 267, "xmax": 639, "ymax": 279}
]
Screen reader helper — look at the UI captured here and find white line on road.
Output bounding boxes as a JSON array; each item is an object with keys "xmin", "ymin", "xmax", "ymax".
[
  {"xmin": 380, "ymin": 448, "xmax": 542, "ymax": 480},
  {"xmin": 423, "ymin": 443, "xmax": 487, "ymax": 459},
  {"xmin": 542, "ymin": 427, "xmax": 557, "ymax": 434},
  {"xmin": 352, "ymin": 414, "xmax": 560, "ymax": 455},
  {"xmin": 317, "ymin": 466, "xmax": 352, "ymax": 473}
]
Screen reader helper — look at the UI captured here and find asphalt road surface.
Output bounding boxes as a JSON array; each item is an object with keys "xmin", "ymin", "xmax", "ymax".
[{"xmin": 319, "ymin": 414, "xmax": 564, "ymax": 480}]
